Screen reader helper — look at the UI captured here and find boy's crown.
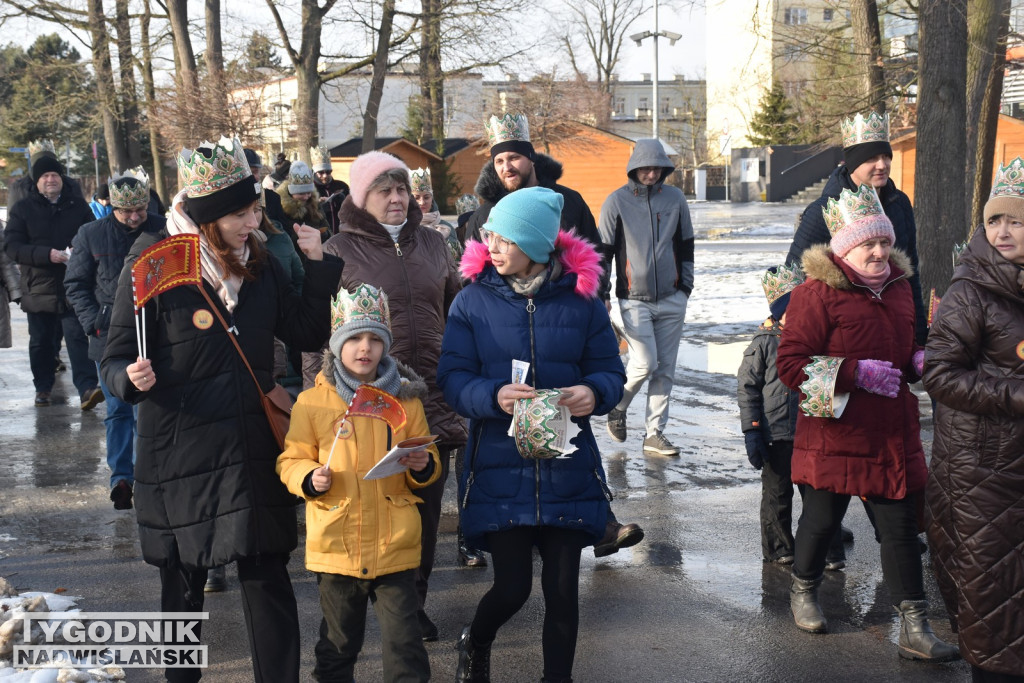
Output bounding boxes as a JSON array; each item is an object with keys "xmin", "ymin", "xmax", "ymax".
[
  {"xmin": 176, "ymin": 136, "xmax": 252, "ymax": 198},
  {"xmin": 331, "ymin": 284, "xmax": 391, "ymax": 334},
  {"xmin": 109, "ymin": 167, "xmax": 151, "ymax": 208},
  {"xmin": 310, "ymin": 145, "xmax": 332, "ymax": 172},
  {"xmin": 410, "ymin": 168, "xmax": 432, "ymax": 194},
  {"xmin": 761, "ymin": 264, "xmax": 804, "ymax": 305},
  {"xmin": 840, "ymin": 111, "xmax": 889, "ymax": 148}
]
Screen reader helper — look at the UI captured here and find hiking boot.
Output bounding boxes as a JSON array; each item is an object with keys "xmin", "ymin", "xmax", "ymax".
[
  {"xmin": 791, "ymin": 575, "xmax": 827, "ymax": 633},
  {"xmin": 593, "ymin": 520, "xmax": 645, "ymax": 558},
  {"xmin": 204, "ymin": 566, "xmax": 226, "ymax": 593},
  {"xmin": 81, "ymin": 386, "xmax": 105, "ymax": 411},
  {"xmin": 417, "ymin": 609, "xmax": 438, "ymax": 642},
  {"xmin": 643, "ymin": 431, "xmax": 679, "ymax": 456},
  {"xmin": 896, "ymin": 600, "xmax": 960, "ymax": 662},
  {"xmin": 110, "ymin": 480, "xmax": 133, "ymax": 510},
  {"xmin": 34, "ymin": 392, "xmax": 51, "ymax": 407},
  {"xmin": 606, "ymin": 408, "xmax": 626, "ymax": 442}
]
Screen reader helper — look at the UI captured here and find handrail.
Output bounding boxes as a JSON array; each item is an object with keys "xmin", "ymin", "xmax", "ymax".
[{"xmin": 780, "ymin": 146, "xmax": 839, "ymax": 176}]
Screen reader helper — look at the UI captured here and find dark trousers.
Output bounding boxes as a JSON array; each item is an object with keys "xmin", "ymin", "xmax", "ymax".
[
  {"xmin": 414, "ymin": 446, "xmax": 452, "ymax": 608},
  {"xmin": 972, "ymin": 665, "xmax": 1024, "ymax": 683},
  {"xmin": 159, "ymin": 554, "xmax": 300, "ymax": 683},
  {"xmin": 470, "ymin": 526, "xmax": 589, "ymax": 681},
  {"xmin": 793, "ymin": 486, "xmax": 924, "ymax": 604},
  {"xmin": 761, "ymin": 440, "xmax": 795, "ymax": 562},
  {"xmin": 27, "ymin": 310, "xmax": 94, "ymax": 394},
  {"xmin": 313, "ymin": 569, "xmax": 429, "ymax": 683}
]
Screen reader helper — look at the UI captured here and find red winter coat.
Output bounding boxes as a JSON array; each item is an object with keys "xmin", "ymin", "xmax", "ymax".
[{"xmin": 777, "ymin": 245, "xmax": 926, "ymax": 499}]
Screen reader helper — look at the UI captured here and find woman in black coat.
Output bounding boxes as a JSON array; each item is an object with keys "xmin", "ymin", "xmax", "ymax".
[{"xmin": 101, "ymin": 137, "xmax": 342, "ymax": 683}]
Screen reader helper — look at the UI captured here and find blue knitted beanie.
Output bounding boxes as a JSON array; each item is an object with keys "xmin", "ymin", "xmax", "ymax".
[{"xmin": 484, "ymin": 186, "xmax": 563, "ymax": 263}]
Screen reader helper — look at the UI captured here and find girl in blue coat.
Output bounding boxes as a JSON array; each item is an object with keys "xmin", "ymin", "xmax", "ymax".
[{"xmin": 438, "ymin": 186, "xmax": 624, "ymax": 683}]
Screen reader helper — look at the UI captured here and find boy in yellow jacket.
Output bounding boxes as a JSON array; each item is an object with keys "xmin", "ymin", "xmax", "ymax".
[{"xmin": 277, "ymin": 283, "xmax": 440, "ymax": 682}]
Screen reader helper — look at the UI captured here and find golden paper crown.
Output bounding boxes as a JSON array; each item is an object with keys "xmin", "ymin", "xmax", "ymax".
[
  {"xmin": 27, "ymin": 139, "xmax": 56, "ymax": 158},
  {"xmin": 840, "ymin": 111, "xmax": 890, "ymax": 148},
  {"xmin": 109, "ymin": 167, "xmax": 151, "ymax": 208},
  {"xmin": 331, "ymin": 283, "xmax": 391, "ymax": 335},
  {"xmin": 410, "ymin": 168, "xmax": 432, "ymax": 194},
  {"xmin": 310, "ymin": 145, "xmax": 332, "ymax": 172},
  {"xmin": 761, "ymin": 264, "xmax": 804, "ymax": 305},
  {"xmin": 176, "ymin": 136, "xmax": 252, "ymax": 198},
  {"xmin": 486, "ymin": 113, "xmax": 530, "ymax": 148},
  {"xmin": 989, "ymin": 157, "xmax": 1024, "ymax": 200},
  {"xmin": 822, "ymin": 184, "xmax": 886, "ymax": 237}
]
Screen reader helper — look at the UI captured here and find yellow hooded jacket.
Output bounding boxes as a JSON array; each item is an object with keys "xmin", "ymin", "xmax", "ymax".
[{"xmin": 277, "ymin": 364, "xmax": 440, "ymax": 578}]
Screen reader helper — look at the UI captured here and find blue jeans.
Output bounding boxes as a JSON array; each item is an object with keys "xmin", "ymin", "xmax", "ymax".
[
  {"xmin": 97, "ymin": 362, "xmax": 136, "ymax": 487},
  {"xmin": 27, "ymin": 310, "xmax": 95, "ymax": 394}
]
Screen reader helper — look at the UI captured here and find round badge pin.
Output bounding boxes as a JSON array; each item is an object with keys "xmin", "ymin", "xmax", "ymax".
[
  {"xmin": 1017, "ymin": 339, "xmax": 1024, "ymax": 361},
  {"xmin": 192, "ymin": 309, "xmax": 214, "ymax": 330}
]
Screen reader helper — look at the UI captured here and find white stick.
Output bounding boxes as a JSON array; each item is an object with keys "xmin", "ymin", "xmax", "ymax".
[
  {"xmin": 134, "ymin": 308, "xmax": 143, "ymax": 360},
  {"xmin": 322, "ymin": 421, "xmax": 344, "ymax": 470},
  {"xmin": 142, "ymin": 306, "xmax": 147, "ymax": 359}
]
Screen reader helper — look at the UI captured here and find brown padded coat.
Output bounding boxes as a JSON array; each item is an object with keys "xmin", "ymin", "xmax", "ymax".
[
  {"xmin": 923, "ymin": 227, "xmax": 1024, "ymax": 676},
  {"xmin": 301, "ymin": 196, "xmax": 467, "ymax": 448}
]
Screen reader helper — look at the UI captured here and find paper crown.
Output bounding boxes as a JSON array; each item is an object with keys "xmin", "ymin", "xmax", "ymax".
[
  {"xmin": 822, "ymin": 184, "xmax": 886, "ymax": 237},
  {"xmin": 761, "ymin": 263, "xmax": 804, "ymax": 305},
  {"xmin": 331, "ymin": 283, "xmax": 391, "ymax": 335},
  {"xmin": 513, "ymin": 389, "xmax": 581, "ymax": 459},
  {"xmin": 486, "ymin": 113, "xmax": 530, "ymax": 148},
  {"xmin": 109, "ymin": 167, "xmax": 150, "ymax": 208},
  {"xmin": 952, "ymin": 240, "xmax": 968, "ymax": 267},
  {"xmin": 410, "ymin": 168, "xmax": 432, "ymax": 193},
  {"xmin": 176, "ymin": 136, "xmax": 252, "ymax": 198},
  {"xmin": 310, "ymin": 145, "xmax": 332, "ymax": 172},
  {"xmin": 456, "ymin": 193, "xmax": 480, "ymax": 215},
  {"xmin": 840, "ymin": 111, "xmax": 890, "ymax": 148},
  {"xmin": 799, "ymin": 356, "xmax": 849, "ymax": 419},
  {"xmin": 989, "ymin": 157, "xmax": 1024, "ymax": 200},
  {"xmin": 28, "ymin": 139, "xmax": 56, "ymax": 158}
]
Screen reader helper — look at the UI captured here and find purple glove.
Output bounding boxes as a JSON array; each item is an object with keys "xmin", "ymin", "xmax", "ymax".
[
  {"xmin": 912, "ymin": 350, "xmax": 924, "ymax": 376},
  {"xmin": 855, "ymin": 359, "xmax": 902, "ymax": 398}
]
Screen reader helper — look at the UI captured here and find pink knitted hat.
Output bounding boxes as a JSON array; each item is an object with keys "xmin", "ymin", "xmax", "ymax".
[
  {"xmin": 348, "ymin": 151, "xmax": 411, "ymax": 209},
  {"xmin": 823, "ymin": 185, "xmax": 896, "ymax": 258}
]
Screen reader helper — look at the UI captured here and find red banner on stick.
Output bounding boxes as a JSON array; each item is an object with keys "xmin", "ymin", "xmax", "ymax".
[{"xmin": 131, "ymin": 234, "xmax": 202, "ymax": 308}]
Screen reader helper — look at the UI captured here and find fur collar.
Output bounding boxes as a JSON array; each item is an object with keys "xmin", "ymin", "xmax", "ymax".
[
  {"xmin": 318, "ymin": 354, "xmax": 428, "ymax": 401},
  {"xmin": 474, "ymin": 153, "xmax": 565, "ymax": 204},
  {"xmin": 276, "ymin": 180, "xmax": 326, "ymax": 227},
  {"xmin": 801, "ymin": 243, "xmax": 913, "ymax": 290},
  {"xmin": 459, "ymin": 229, "xmax": 603, "ymax": 299}
]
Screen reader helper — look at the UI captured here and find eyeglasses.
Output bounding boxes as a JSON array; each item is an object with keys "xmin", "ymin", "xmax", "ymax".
[{"xmin": 479, "ymin": 229, "xmax": 514, "ymax": 254}]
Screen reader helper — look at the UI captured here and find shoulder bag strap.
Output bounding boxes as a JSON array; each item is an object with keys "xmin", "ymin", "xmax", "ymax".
[{"xmin": 196, "ymin": 283, "xmax": 265, "ymax": 395}]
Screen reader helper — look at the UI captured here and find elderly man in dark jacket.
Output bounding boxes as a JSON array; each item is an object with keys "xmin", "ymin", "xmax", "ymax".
[
  {"xmin": 4, "ymin": 151, "xmax": 99, "ymax": 408},
  {"xmin": 65, "ymin": 169, "xmax": 165, "ymax": 510}
]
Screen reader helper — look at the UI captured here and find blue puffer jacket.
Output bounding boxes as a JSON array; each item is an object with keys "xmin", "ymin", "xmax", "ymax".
[{"xmin": 437, "ymin": 231, "xmax": 625, "ymax": 551}]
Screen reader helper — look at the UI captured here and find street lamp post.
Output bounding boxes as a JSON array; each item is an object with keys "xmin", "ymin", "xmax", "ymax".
[{"xmin": 630, "ymin": 0, "xmax": 681, "ymax": 140}]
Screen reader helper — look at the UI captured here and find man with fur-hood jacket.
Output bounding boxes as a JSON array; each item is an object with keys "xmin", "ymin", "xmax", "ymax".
[{"xmin": 598, "ymin": 138, "xmax": 694, "ymax": 459}]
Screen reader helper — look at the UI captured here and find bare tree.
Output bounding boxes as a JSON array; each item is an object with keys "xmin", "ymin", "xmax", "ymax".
[
  {"xmin": 362, "ymin": 0, "xmax": 398, "ymax": 153},
  {"xmin": 849, "ymin": 0, "xmax": 885, "ymax": 113},
  {"xmin": 139, "ymin": 0, "xmax": 169, "ymax": 202},
  {"xmin": 113, "ymin": 0, "xmax": 141, "ymax": 167},
  {"xmin": 204, "ymin": 0, "xmax": 227, "ymax": 115},
  {"xmin": 915, "ymin": 0, "xmax": 967, "ymax": 300},
  {"xmin": 87, "ymin": 0, "xmax": 131, "ymax": 172},
  {"xmin": 561, "ymin": 0, "xmax": 650, "ymax": 95}
]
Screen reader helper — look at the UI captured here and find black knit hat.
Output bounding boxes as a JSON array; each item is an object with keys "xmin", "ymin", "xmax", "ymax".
[
  {"xmin": 844, "ymin": 140, "xmax": 893, "ymax": 173},
  {"xmin": 30, "ymin": 154, "xmax": 64, "ymax": 181}
]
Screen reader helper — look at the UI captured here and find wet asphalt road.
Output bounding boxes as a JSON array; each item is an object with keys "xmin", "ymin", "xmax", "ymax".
[{"xmin": 0, "ymin": 209, "xmax": 971, "ymax": 682}]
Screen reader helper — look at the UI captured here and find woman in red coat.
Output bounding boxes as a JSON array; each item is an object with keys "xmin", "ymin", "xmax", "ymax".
[{"xmin": 777, "ymin": 184, "xmax": 957, "ymax": 662}]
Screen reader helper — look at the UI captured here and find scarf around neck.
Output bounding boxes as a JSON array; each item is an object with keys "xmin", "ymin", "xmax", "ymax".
[
  {"xmin": 843, "ymin": 257, "xmax": 892, "ymax": 293},
  {"xmin": 331, "ymin": 354, "xmax": 402, "ymax": 403}
]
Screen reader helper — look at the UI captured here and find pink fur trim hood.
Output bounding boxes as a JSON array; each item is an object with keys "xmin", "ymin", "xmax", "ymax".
[{"xmin": 459, "ymin": 230, "xmax": 604, "ymax": 299}]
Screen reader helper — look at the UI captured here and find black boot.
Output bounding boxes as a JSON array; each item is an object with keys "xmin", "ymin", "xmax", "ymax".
[
  {"xmin": 896, "ymin": 600, "xmax": 960, "ymax": 662},
  {"xmin": 455, "ymin": 624, "xmax": 491, "ymax": 682},
  {"xmin": 790, "ymin": 575, "xmax": 827, "ymax": 633},
  {"xmin": 541, "ymin": 678, "xmax": 573, "ymax": 683},
  {"xmin": 458, "ymin": 526, "xmax": 488, "ymax": 568}
]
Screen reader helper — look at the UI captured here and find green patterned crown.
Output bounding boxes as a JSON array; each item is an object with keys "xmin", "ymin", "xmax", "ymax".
[
  {"xmin": 310, "ymin": 145, "xmax": 332, "ymax": 172},
  {"xmin": 176, "ymin": 136, "xmax": 252, "ymax": 199},
  {"xmin": 331, "ymin": 283, "xmax": 391, "ymax": 335},
  {"xmin": 109, "ymin": 167, "xmax": 150, "ymax": 208},
  {"xmin": 840, "ymin": 111, "xmax": 890, "ymax": 148},
  {"xmin": 28, "ymin": 139, "xmax": 56, "ymax": 157},
  {"xmin": 822, "ymin": 184, "xmax": 886, "ymax": 236},
  {"xmin": 989, "ymin": 157, "xmax": 1024, "ymax": 199},
  {"xmin": 486, "ymin": 113, "xmax": 530, "ymax": 148},
  {"xmin": 761, "ymin": 264, "xmax": 804, "ymax": 304},
  {"xmin": 410, "ymin": 168, "xmax": 432, "ymax": 194}
]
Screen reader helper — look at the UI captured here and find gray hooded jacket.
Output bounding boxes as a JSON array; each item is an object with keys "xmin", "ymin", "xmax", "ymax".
[{"xmin": 598, "ymin": 139, "xmax": 694, "ymax": 301}]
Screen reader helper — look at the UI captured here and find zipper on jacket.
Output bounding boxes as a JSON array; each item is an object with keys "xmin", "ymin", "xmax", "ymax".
[
  {"xmin": 461, "ymin": 421, "xmax": 484, "ymax": 510},
  {"xmin": 526, "ymin": 296, "xmax": 541, "ymax": 524},
  {"xmin": 172, "ymin": 391, "xmax": 188, "ymax": 445},
  {"xmin": 648, "ymin": 193, "xmax": 660, "ymax": 300},
  {"xmin": 393, "ymin": 240, "xmax": 421, "ymax": 367}
]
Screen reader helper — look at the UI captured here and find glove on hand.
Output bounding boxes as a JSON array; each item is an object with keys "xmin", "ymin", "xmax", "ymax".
[
  {"xmin": 744, "ymin": 431, "xmax": 769, "ymax": 470},
  {"xmin": 912, "ymin": 349, "xmax": 924, "ymax": 376},
  {"xmin": 855, "ymin": 359, "xmax": 902, "ymax": 398}
]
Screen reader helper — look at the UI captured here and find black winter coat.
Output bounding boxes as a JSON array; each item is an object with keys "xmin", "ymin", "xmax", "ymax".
[
  {"xmin": 4, "ymin": 182, "xmax": 95, "ymax": 314},
  {"xmin": 786, "ymin": 165, "xmax": 927, "ymax": 344},
  {"xmin": 737, "ymin": 320, "xmax": 799, "ymax": 442},
  {"xmin": 101, "ymin": 238, "xmax": 343, "ymax": 569},
  {"xmin": 64, "ymin": 213, "xmax": 166, "ymax": 361}
]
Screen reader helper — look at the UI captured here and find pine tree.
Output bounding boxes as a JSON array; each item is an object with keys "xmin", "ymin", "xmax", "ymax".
[{"xmin": 747, "ymin": 82, "xmax": 801, "ymax": 146}]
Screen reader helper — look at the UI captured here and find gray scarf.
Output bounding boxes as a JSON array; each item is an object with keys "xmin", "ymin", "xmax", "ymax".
[
  {"xmin": 331, "ymin": 354, "xmax": 402, "ymax": 403},
  {"xmin": 505, "ymin": 260, "xmax": 561, "ymax": 297}
]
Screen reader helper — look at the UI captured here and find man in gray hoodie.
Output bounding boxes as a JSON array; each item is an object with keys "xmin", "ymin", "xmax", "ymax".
[{"xmin": 598, "ymin": 139, "xmax": 695, "ymax": 456}]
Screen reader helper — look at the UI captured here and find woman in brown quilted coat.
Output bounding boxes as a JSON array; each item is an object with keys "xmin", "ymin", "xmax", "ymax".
[{"xmin": 924, "ymin": 159, "xmax": 1024, "ymax": 683}]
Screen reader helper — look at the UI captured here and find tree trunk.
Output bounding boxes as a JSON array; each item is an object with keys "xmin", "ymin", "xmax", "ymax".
[
  {"xmin": 166, "ymin": 0, "xmax": 201, "ymax": 141},
  {"xmin": 87, "ymin": 0, "xmax": 130, "ymax": 174},
  {"xmin": 293, "ymin": 0, "xmax": 324, "ymax": 156},
  {"xmin": 204, "ymin": 0, "xmax": 227, "ymax": 119},
  {"xmin": 849, "ymin": 0, "xmax": 885, "ymax": 113},
  {"xmin": 140, "ymin": 0, "xmax": 168, "ymax": 201},
  {"xmin": 915, "ymin": 0, "xmax": 968, "ymax": 300},
  {"xmin": 114, "ymin": 0, "xmax": 141, "ymax": 167},
  {"xmin": 363, "ymin": 0, "xmax": 396, "ymax": 154},
  {"xmin": 424, "ymin": 0, "xmax": 444, "ymax": 153},
  {"xmin": 966, "ymin": 0, "xmax": 1010, "ymax": 232}
]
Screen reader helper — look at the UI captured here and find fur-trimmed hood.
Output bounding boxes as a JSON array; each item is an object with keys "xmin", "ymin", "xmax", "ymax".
[
  {"xmin": 336, "ymin": 194, "xmax": 424, "ymax": 245},
  {"xmin": 276, "ymin": 179, "xmax": 327, "ymax": 228},
  {"xmin": 474, "ymin": 153, "xmax": 565, "ymax": 205},
  {"xmin": 458, "ymin": 229, "xmax": 603, "ymax": 299},
  {"xmin": 801, "ymin": 243, "xmax": 913, "ymax": 290},
  {"xmin": 317, "ymin": 353, "xmax": 428, "ymax": 401}
]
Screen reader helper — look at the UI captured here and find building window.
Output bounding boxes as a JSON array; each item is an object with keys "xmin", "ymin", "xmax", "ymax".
[
  {"xmin": 823, "ymin": 8, "xmax": 833, "ymax": 21},
  {"xmin": 782, "ymin": 44, "xmax": 804, "ymax": 61},
  {"xmin": 614, "ymin": 97, "xmax": 626, "ymax": 115},
  {"xmin": 639, "ymin": 97, "xmax": 649, "ymax": 112},
  {"xmin": 784, "ymin": 8, "xmax": 807, "ymax": 25},
  {"xmin": 661, "ymin": 97, "xmax": 671, "ymax": 115}
]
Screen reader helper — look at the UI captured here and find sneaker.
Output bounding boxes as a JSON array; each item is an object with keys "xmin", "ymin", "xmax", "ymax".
[
  {"xmin": 825, "ymin": 558, "xmax": 846, "ymax": 571},
  {"xmin": 417, "ymin": 609, "xmax": 438, "ymax": 642},
  {"xmin": 642, "ymin": 431, "xmax": 680, "ymax": 456},
  {"xmin": 80, "ymin": 386, "xmax": 105, "ymax": 411},
  {"xmin": 606, "ymin": 408, "xmax": 627, "ymax": 442},
  {"xmin": 34, "ymin": 392, "xmax": 51, "ymax": 407},
  {"xmin": 110, "ymin": 480, "xmax": 133, "ymax": 510},
  {"xmin": 594, "ymin": 520, "xmax": 646, "ymax": 558},
  {"xmin": 204, "ymin": 566, "xmax": 226, "ymax": 592}
]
